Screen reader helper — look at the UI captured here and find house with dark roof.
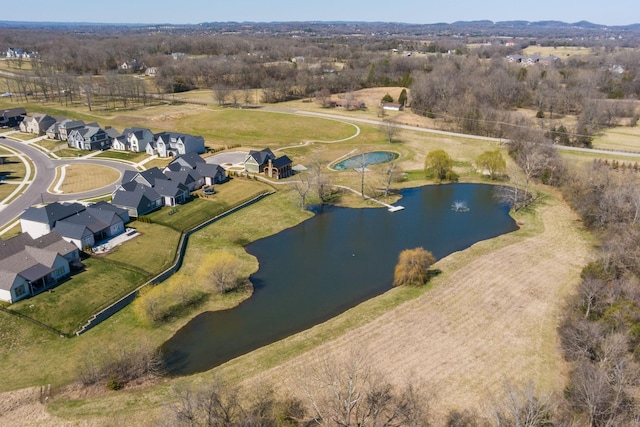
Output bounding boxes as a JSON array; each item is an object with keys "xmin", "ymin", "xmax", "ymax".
[
  {"xmin": 57, "ymin": 119, "xmax": 85, "ymax": 141},
  {"xmin": 264, "ymin": 155, "xmax": 293, "ymax": 179},
  {"xmin": 112, "ymin": 127, "xmax": 154, "ymax": 153},
  {"xmin": 19, "ymin": 201, "xmax": 128, "ymax": 249},
  {"xmin": 0, "ymin": 231, "xmax": 80, "ymax": 303},
  {"xmin": 148, "ymin": 131, "xmax": 205, "ymax": 158},
  {"xmin": 20, "ymin": 202, "xmax": 86, "ymax": 239},
  {"xmin": 68, "ymin": 123, "xmax": 112, "ymax": 151},
  {"xmin": 153, "ymin": 179, "xmax": 190, "ymax": 206},
  {"xmin": 19, "ymin": 113, "xmax": 56, "ymax": 135},
  {"xmin": 111, "ymin": 182, "xmax": 163, "ymax": 217},
  {"xmin": 0, "ymin": 107, "xmax": 26, "ymax": 128},
  {"xmin": 244, "ymin": 148, "xmax": 276, "ymax": 174},
  {"xmin": 165, "ymin": 153, "xmax": 227, "ymax": 188},
  {"xmin": 244, "ymin": 148, "xmax": 293, "ymax": 179}
]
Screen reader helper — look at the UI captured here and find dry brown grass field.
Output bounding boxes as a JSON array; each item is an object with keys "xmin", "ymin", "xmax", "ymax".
[
  {"xmin": 234, "ymin": 190, "xmax": 592, "ymax": 421},
  {"xmin": 523, "ymin": 45, "xmax": 595, "ymax": 57}
]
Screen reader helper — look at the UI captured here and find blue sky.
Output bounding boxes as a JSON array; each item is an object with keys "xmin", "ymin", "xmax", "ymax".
[{"xmin": 2, "ymin": 0, "xmax": 638, "ymax": 26}]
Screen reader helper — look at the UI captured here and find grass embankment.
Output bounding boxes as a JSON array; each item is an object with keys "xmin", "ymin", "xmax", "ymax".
[
  {"xmin": 592, "ymin": 125, "xmax": 640, "ymax": 152},
  {"xmin": 0, "ymin": 180, "xmax": 289, "ymax": 390}
]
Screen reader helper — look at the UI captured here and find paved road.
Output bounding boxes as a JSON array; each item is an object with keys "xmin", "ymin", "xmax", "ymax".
[{"xmin": 0, "ymin": 137, "xmax": 138, "ymax": 229}]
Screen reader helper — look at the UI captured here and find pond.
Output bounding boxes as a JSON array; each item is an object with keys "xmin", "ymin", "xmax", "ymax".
[
  {"xmin": 161, "ymin": 183, "xmax": 518, "ymax": 376},
  {"xmin": 332, "ymin": 151, "xmax": 398, "ymax": 170}
]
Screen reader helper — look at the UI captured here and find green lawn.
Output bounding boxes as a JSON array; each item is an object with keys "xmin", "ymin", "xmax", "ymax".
[
  {"xmin": 176, "ymin": 109, "xmax": 358, "ymax": 147},
  {"xmin": 104, "ymin": 222, "xmax": 182, "ymax": 275},
  {"xmin": 95, "ymin": 150, "xmax": 147, "ymax": 163},
  {"xmin": 592, "ymin": 126, "xmax": 640, "ymax": 152},
  {"xmin": 9, "ymin": 257, "xmax": 149, "ymax": 335},
  {"xmin": 146, "ymin": 178, "xmax": 272, "ymax": 232}
]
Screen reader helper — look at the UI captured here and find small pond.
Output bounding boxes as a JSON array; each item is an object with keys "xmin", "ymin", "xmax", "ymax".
[
  {"xmin": 332, "ymin": 151, "xmax": 398, "ymax": 170},
  {"xmin": 161, "ymin": 183, "xmax": 518, "ymax": 376}
]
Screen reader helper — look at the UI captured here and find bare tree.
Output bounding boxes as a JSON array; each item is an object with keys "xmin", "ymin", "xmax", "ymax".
[
  {"xmin": 380, "ymin": 119, "xmax": 402, "ymax": 143},
  {"xmin": 292, "ymin": 171, "xmax": 313, "ymax": 209},
  {"xmin": 381, "ymin": 161, "xmax": 402, "ymax": 198},
  {"xmin": 309, "ymin": 160, "xmax": 333, "ymax": 204},
  {"xmin": 490, "ymin": 382, "xmax": 555, "ymax": 427}
]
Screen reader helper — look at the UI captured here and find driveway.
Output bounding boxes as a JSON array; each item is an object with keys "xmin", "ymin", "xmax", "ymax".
[{"xmin": 207, "ymin": 151, "xmax": 248, "ymax": 168}]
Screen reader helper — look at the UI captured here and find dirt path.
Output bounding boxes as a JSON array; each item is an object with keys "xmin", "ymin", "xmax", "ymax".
[{"xmin": 247, "ymin": 193, "xmax": 592, "ymax": 419}]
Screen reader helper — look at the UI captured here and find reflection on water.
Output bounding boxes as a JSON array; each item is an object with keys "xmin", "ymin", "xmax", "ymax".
[{"xmin": 161, "ymin": 184, "xmax": 517, "ymax": 376}]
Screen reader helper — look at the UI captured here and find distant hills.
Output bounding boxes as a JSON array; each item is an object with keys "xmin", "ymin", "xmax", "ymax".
[{"xmin": 0, "ymin": 20, "xmax": 639, "ymax": 37}]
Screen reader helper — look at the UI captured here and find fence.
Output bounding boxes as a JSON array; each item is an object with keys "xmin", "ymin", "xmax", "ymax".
[{"xmin": 74, "ymin": 191, "xmax": 274, "ymax": 335}]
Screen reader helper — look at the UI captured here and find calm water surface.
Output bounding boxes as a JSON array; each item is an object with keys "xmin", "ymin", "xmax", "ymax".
[
  {"xmin": 332, "ymin": 151, "xmax": 398, "ymax": 170},
  {"xmin": 162, "ymin": 183, "xmax": 517, "ymax": 375}
]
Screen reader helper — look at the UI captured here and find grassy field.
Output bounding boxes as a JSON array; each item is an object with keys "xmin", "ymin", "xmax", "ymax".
[
  {"xmin": 0, "ymin": 88, "xmax": 634, "ymax": 425},
  {"xmin": 592, "ymin": 126, "xmax": 640, "ymax": 152},
  {"xmin": 523, "ymin": 45, "xmax": 595, "ymax": 57},
  {"xmin": 94, "ymin": 150, "xmax": 147, "ymax": 163},
  {"xmin": 9, "ymin": 257, "xmax": 149, "ymax": 335},
  {"xmin": 52, "ymin": 164, "xmax": 121, "ymax": 193},
  {"xmin": 145, "ymin": 179, "xmax": 272, "ymax": 232}
]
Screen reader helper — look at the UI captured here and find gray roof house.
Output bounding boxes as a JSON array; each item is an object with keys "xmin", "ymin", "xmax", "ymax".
[
  {"xmin": 153, "ymin": 179, "xmax": 190, "ymax": 207},
  {"xmin": 0, "ymin": 231, "xmax": 80, "ymax": 303},
  {"xmin": 20, "ymin": 202, "xmax": 86, "ymax": 238},
  {"xmin": 244, "ymin": 148, "xmax": 276, "ymax": 174},
  {"xmin": 20, "ymin": 201, "xmax": 129, "ymax": 249},
  {"xmin": 149, "ymin": 131, "xmax": 205, "ymax": 158},
  {"xmin": 165, "ymin": 153, "xmax": 227, "ymax": 187},
  {"xmin": 57, "ymin": 119, "xmax": 85, "ymax": 141},
  {"xmin": 112, "ymin": 183, "xmax": 163, "ymax": 217},
  {"xmin": 68, "ymin": 123, "xmax": 112, "ymax": 151},
  {"xmin": 0, "ymin": 107, "xmax": 26, "ymax": 128},
  {"xmin": 112, "ymin": 127, "xmax": 154, "ymax": 153},
  {"xmin": 19, "ymin": 113, "xmax": 56, "ymax": 135}
]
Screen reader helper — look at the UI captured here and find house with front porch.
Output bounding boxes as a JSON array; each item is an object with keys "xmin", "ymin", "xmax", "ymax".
[
  {"xmin": 164, "ymin": 153, "xmax": 227, "ymax": 188},
  {"xmin": 0, "ymin": 231, "xmax": 80, "ymax": 303},
  {"xmin": 67, "ymin": 123, "xmax": 112, "ymax": 151}
]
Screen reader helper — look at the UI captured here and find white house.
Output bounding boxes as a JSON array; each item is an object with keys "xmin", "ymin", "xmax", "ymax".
[{"xmin": 149, "ymin": 132, "xmax": 205, "ymax": 158}]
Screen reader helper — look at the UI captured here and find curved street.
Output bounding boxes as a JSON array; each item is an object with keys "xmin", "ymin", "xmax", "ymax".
[{"xmin": 0, "ymin": 136, "xmax": 138, "ymax": 230}]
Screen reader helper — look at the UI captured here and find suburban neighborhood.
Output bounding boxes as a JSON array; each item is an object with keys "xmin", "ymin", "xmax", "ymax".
[{"xmin": 0, "ymin": 105, "xmax": 296, "ymax": 304}]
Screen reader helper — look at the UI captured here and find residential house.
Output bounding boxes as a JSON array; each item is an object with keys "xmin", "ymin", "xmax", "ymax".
[
  {"xmin": 145, "ymin": 67, "xmax": 158, "ymax": 76},
  {"xmin": 19, "ymin": 113, "xmax": 56, "ymax": 135},
  {"xmin": 0, "ymin": 107, "xmax": 26, "ymax": 128},
  {"xmin": 244, "ymin": 148, "xmax": 292, "ymax": 179},
  {"xmin": 148, "ymin": 131, "xmax": 205, "ymax": 158},
  {"xmin": 0, "ymin": 231, "xmax": 80, "ymax": 303},
  {"xmin": 20, "ymin": 202, "xmax": 86, "ymax": 239},
  {"xmin": 112, "ymin": 182, "xmax": 163, "ymax": 217},
  {"xmin": 58, "ymin": 119, "xmax": 85, "ymax": 141},
  {"xmin": 52, "ymin": 206, "xmax": 125, "ymax": 249},
  {"xmin": 45, "ymin": 117, "xmax": 67, "ymax": 139},
  {"xmin": 68, "ymin": 123, "xmax": 112, "ymax": 151},
  {"xmin": 113, "ymin": 127, "xmax": 154, "ymax": 153},
  {"xmin": 20, "ymin": 201, "xmax": 128, "ymax": 249},
  {"xmin": 263, "ymin": 156, "xmax": 293, "ymax": 179},
  {"xmin": 165, "ymin": 152, "xmax": 227, "ymax": 187},
  {"xmin": 153, "ymin": 179, "xmax": 190, "ymax": 207},
  {"xmin": 244, "ymin": 148, "xmax": 276, "ymax": 174}
]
